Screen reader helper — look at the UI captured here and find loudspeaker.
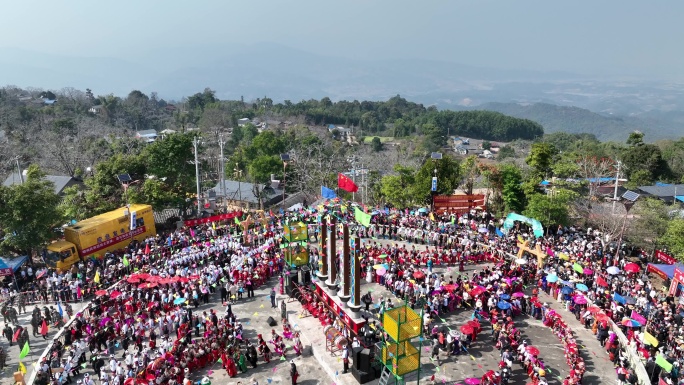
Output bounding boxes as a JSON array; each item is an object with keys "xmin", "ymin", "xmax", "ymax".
[
  {"xmin": 352, "ymin": 346, "xmax": 364, "ymax": 363},
  {"xmin": 286, "ymin": 275, "xmax": 300, "ymax": 298},
  {"xmin": 355, "ymin": 348, "xmax": 371, "ymax": 372},
  {"xmin": 267, "ymin": 316, "xmax": 277, "ymax": 326},
  {"xmin": 299, "ymin": 266, "xmax": 311, "ymax": 286},
  {"xmin": 351, "ymin": 366, "xmax": 374, "ymax": 384}
]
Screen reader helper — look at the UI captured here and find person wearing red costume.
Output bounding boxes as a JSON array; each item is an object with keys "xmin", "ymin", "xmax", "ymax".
[{"xmin": 222, "ymin": 352, "xmax": 238, "ymax": 377}]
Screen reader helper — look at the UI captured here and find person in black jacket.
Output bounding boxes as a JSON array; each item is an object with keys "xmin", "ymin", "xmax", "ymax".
[{"xmin": 290, "ymin": 360, "xmax": 298, "ymax": 384}]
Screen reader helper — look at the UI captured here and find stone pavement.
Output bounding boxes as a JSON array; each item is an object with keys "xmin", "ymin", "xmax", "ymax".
[{"xmin": 536, "ymin": 291, "xmax": 618, "ymax": 385}]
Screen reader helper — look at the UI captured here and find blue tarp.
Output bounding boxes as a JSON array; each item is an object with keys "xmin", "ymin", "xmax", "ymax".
[
  {"xmin": 648, "ymin": 263, "xmax": 684, "ymax": 279},
  {"xmin": 0, "ymin": 255, "xmax": 29, "ymax": 275},
  {"xmin": 656, "ymin": 182, "xmax": 672, "ymax": 187},
  {"xmin": 675, "ymin": 196, "xmax": 684, "ymax": 203}
]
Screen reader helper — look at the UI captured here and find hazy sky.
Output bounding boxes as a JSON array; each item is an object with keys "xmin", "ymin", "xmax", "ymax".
[{"xmin": 1, "ymin": 0, "xmax": 682, "ymax": 77}]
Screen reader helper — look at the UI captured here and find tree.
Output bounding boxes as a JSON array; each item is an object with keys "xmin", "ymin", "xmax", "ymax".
[
  {"xmin": 625, "ymin": 198, "xmax": 669, "ymax": 252},
  {"xmin": 523, "ymin": 188, "xmax": 578, "ymax": 227},
  {"xmin": 411, "ymin": 155, "xmax": 461, "ymax": 204},
  {"xmin": 575, "ymin": 156, "xmax": 615, "ymax": 197},
  {"xmin": 0, "ymin": 165, "xmax": 62, "ymax": 256},
  {"xmin": 499, "ymin": 164, "xmax": 526, "ymax": 213},
  {"xmin": 661, "ymin": 219, "xmax": 684, "ymax": 261},
  {"xmin": 460, "ymin": 156, "xmax": 479, "ymax": 196},
  {"xmin": 497, "ymin": 145, "xmax": 515, "ymax": 160},
  {"xmin": 622, "ymin": 143, "xmax": 669, "ymax": 184},
  {"xmin": 481, "ymin": 140, "xmax": 491, "ymax": 150},
  {"xmin": 626, "ymin": 131, "xmax": 645, "ymax": 147},
  {"xmin": 371, "ymin": 137, "xmax": 383, "ymax": 152},
  {"xmin": 380, "ymin": 165, "xmax": 416, "ymax": 208},
  {"xmin": 526, "ymin": 142, "xmax": 556, "ymax": 178}
]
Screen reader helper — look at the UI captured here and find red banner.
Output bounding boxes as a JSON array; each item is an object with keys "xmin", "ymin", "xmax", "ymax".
[
  {"xmin": 183, "ymin": 211, "xmax": 243, "ymax": 227},
  {"xmin": 81, "ymin": 226, "xmax": 147, "ymax": 257},
  {"xmin": 674, "ymin": 268, "xmax": 684, "ymax": 285},
  {"xmin": 0, "ymin": 268, "xmax": 13, "ymax": 277},
  {"xmin": 433, "ymin": 194, "xmax": 486, "ymax": 214},
  {"xmin": 655, "ymin": 250, "xmax": 677, "ymax": 265},
  {"xmin": 648, "ymin": 263, "xmax": 669, "ymax": 280}
]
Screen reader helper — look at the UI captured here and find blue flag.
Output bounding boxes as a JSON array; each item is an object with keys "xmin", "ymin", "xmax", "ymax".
[
  {"xmin": 58, "ymin": 302, "xmax": 63, "ymax": 317},
  {"xmin": 613, "ymin": 292, "xmax": 626, "ymax": 305},
  {"xmin": 321, "ymin": 186, "xmax": 337, "ymax": 199},
  {"xmin": 495, "ymin": 228, "xmax": 505, "ymax": 237},
  {"xmin": 279, "ymin": 208, "xmax": 284, "ymax": 215}
]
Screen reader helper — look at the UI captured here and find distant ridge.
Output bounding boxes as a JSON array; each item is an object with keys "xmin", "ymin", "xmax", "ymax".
[{"xmin": 476, "ymin": 102, "xmax": 679, "ymax": 142}]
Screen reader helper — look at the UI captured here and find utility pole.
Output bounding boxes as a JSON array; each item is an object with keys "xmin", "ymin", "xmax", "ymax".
[
  {"xmin": 218, "ymin": 135, "xmax": 226, "ymax": 211},
  {"xmin": 193, "ymin": 137, "xmax": 201, "ymax": 216},
  {"xmin": 14, "ymin": 157, "xmax": 24, "ymax": 184},
  {"xmin": 361, "ymin": 163, "xmax": 365, "ymax": 206},
  {"xmin": 612, "ymin": 160, "xmax": 622, "ymax": 214}
]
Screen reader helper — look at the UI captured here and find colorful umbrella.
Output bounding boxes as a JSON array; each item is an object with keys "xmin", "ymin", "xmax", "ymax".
[
  {"xmin": 377, "ymin": 254, "xmax": 388, "ymax": 259},
  {"xmin": 526, "ymin": 346, "xmax": 540, "ymax": 356},
  {"xmin": 470, "ymin": 286, "xmax": 486, "ymax": 296},
  {"xmin": 575, "ymin": 283, "xmax": 589, "ymax": 292},
  {"xmin": 574, "ymin": 296, "xmax": 587, "ymax": 305},
  {"xmin": 443, "ymin": 284, "xmax": 458, "ymax": 292},
  {"xmin": 583, "ymin": 268, "xmax": 594, "ymax": 275},
  {"xmin": 561, "ymin": 286, "xmax": 574, "ymax": 295},
  {"xmin": 586, "ymin": 306, "xmax": 602, "ymax": 314},
  {"xmin": 620, "ymin": 319, "xmax": 642, "ymax": 327},
  {"xmin": 372, "ymin": 264, "xmax": 384, "ymax": 270},
  {"xmin": 546, "ymin": 274, "xmax": 558, "ymax": 283},
  {"xmin": 596, "ymin": 276, "xmax": 609, "ymax": 287},
  {"xmin": 572, "ymin": 263, "xmax": 584, "ymax": 274},
  {"xmin": 623, "ymin": 263, "xmax": 640, "ymax": 273},
  {"xmin": 174, "ymin": 297, "xmax": 186, "ymax": 305},
  {"xmin": 135, "ymin": 273, "xmax": 151, "ymax": 280},
  {"xmin": 512, "ymin": 292, "xmax": 525, "ymax": 298}
]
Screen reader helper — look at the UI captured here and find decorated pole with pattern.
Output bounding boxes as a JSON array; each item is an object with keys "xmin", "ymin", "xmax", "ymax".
[{"xmin": 339, "ymin": 224, "xmax": 351, "ymax": 302}]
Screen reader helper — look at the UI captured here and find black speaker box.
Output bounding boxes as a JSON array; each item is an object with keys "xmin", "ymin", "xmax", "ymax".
[
  {"xmin": 267, "ymin": 316, "xmax": 277, "ymax": 326},
  {"xmin": 355, "ymin": 348, "xmax": 371, "ymax": 372},
  {"xmin": 352, "ymin": 346, "xmax": 364, "ymax": 362},
  {"xmin": 299, "ymin": 266, "xmax": 311, "ymax": 285},
  {"xmin": 351, "ymin": 366, "xmax": 374, "ymax": 384}
]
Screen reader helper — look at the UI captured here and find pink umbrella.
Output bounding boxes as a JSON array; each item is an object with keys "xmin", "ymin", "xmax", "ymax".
[
  {"xmin": 574, "ymin": 295, "xmax": 588, "ymax": 305},
  {"xmin": 583, "ymin": 268, "xmax": 594, "ymax": 275},
  {"xmin": 465, "ymin": 378, "xmax": 481, "ymax": 385},
  {"xmin": 512, "ymin": 292, "xmax": 525, "ymax": 298},
  {"xmin": 377, "ymin": 267, "xmax": 387, "ymax": 276}
]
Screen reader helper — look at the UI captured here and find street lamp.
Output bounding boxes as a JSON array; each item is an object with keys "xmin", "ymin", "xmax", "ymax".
[{"xmin": 280, "ymin": 154, "xmax": 291, "ymax": 208}]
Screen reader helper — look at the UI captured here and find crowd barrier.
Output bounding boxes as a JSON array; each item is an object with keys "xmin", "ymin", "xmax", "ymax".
[{"xmin": 25, "ymin": 279, "xmax": 119, "ymax": 385}]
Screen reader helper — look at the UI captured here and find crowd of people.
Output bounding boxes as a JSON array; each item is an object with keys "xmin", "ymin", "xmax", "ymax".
[{"xmin": 2, "ymin": 201, "xmax": 682, "ymax": 385}]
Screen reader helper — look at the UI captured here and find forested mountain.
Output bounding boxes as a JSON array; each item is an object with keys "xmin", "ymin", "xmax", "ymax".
[{"xmin": 479, "ymin": 102, "xmax": 680, "ymax": 142}]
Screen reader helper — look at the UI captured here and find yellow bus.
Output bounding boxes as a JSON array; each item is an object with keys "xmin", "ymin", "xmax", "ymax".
[{"xmin": 45, "ymin": 204, "xmax": 156, "ymax": 271}]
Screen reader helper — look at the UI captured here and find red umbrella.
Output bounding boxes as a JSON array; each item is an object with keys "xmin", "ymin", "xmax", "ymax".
[
  {"xmin": 526, "ymin": 346, "xmax": 540, "ymax": 356},
  {"xmin": 146, "ymin": 302, "xmax": 157, "ymax": 310},
  {"xmin": 135, "ymin": 273, "xmax": 151, "ymax": 280},
  {"xmin": 624, "ymin": 263, "xmax": 640, "ymax": 273},
  {"xmin": 95, "ymin": 290, "xmax": 108, "ymax": 296},
  {"xmin": 146, "ymin": 276, "xmax": 162, "ymax": 282},
  {"xmin": 178, "ymin": 277, "xmax": 190, "ymax": 283},
  {"xmin": 469, "ymin": 286, "xmax": 486, "ymax": 297},
  {"xmin": 127, "ymin": 277, "xmax": 141, "ymax": 284},
  {"xmin": 188, "ymin": 275, "xmax": 200, "ymax": 280},
  {"xmin": 443, "ymin": 284, "xmax": 457, "ymax": 292},
  {"xmin": 110, "ymin": 290, "xmax": 122, "ymax": 299},
  {"xmin": 460, "ymin": 325, "xmax": 474, "ymax": 334},
  {"xmin": 138, "ymin": 282, "xmax": 158, "ymax": 289},
  {"xmin": 413, "ymin": 271, "xmax": 425, "ymax": 279},
  {"xmin": 586, "ymin": 305, "xmax": 602, "ymax": 314}
]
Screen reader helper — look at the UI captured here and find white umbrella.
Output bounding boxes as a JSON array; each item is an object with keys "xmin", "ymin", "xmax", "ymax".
[
  {"xmin": 515, "ymin": 258, "xmax": 528, "ymax": 265},
  {"xmin": 607, "ymin": 266, "xmax": 621, "ymax": 275}
]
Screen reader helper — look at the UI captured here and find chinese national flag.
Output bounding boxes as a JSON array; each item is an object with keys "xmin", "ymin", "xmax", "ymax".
[{"xmin": 338, "ymin": 173, "xmax": 358, "ymax": 193}]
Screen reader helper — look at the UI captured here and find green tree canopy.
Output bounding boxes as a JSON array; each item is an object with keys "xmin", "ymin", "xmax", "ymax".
[{"xmin": 0, "ymin": 165, "xmax": 62, "ymax": 255}]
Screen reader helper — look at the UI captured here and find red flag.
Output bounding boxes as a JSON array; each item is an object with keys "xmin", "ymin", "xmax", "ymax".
[
  {"xmin": 144, "ymin": 243, "xmax": 150, "ymax": 255},
  {"xmin": 40, "ymin": 319, "xmax": 48, "ymax": 336},
  {"xmin": 12, "ymin": 328, "xmax": 21, "ymax": 342},
  {"xmin": 337, "ymin": 173, "xmax": 358, "ymax": 193}
]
